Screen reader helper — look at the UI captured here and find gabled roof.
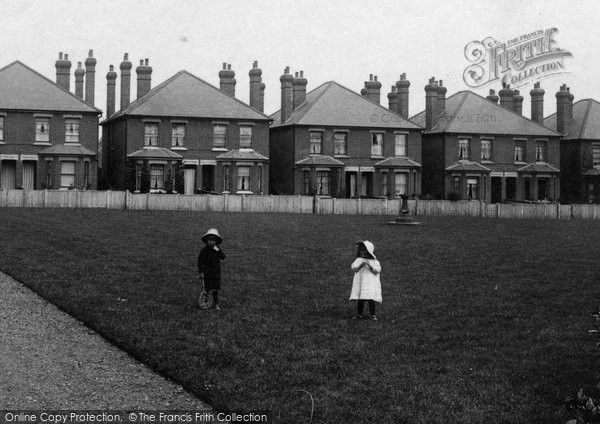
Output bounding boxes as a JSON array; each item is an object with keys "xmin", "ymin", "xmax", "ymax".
[
  {"xmin": 295, "ymin": 155, "xmax": 345, "ymax": 166},
  {"xmin": 127, "ymin": 148, "xmax": 183, "ymax": 159},
  {"xmin": 216, "ymin": 149, "xmax": 268, "ymax": 161},
  {"xmin": 374, "ymin": 157, "xmax": 422, "ymax": 168},
  {"xmin": 517, "ymin": 162, "xmax": 560, "ymax": 173},
  {"xmin": 411, "ymin": 90, "xmax": 559, "ymax": 137},
  {"xmin": 270, "ymin": 81, "xmax": 421, "ymax": 130},
  {"xmin": 544, "ymin": 99, "xmax": 600, "ymax": 140},
  {"xmin": 104, "ymin": 70, "xmax": 270, "ymax": 123},
  {"xmin": 39, "ymin": 144, "xmax": 96, "ymax": 156},
  {"xmin": 446, "ymin": 161, "xmax": 491, "ymax": 172},
  {"xmin": 0, "ymin": 61, "xmax": 100, "ymax": 113}
]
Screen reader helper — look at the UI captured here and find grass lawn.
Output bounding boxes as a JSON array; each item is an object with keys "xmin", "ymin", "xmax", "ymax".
[{"xmin": 0, "ymin": 208, "xmax": 599, "ymax": 423}]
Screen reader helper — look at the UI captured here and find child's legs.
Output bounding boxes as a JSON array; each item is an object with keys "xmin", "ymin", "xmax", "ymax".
[
  {"xmin": 368, "ymin": 300, "xmax": 376, "ymax": 316},
  {"xmin": 357, "ymin": 300, "xmax": 365, "ymax": 315}
]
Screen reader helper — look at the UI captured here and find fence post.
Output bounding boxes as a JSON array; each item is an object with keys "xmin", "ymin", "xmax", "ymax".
[
  {"xmin": 43, "ymin": 189, "xmax": 48, "ymax": 208},
  {"xmin": 570, "ymin": 204, "xmax": 574, "ymax": 219}
]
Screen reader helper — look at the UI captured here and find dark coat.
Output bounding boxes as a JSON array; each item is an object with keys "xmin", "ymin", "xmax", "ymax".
[{"xmin": 197, "ymin": 246, "xmax": 226, "ymax": 290}]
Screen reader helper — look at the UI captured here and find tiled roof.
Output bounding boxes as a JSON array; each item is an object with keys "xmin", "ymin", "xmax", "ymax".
[
  {"xmin": 446, "ymin": 161, "xmax": 491, "ymax": 172},
  {"xmin": 127, "ymin": 148, "xmax": 183, "ymax": 159},
  {"xmin": 517, "ymin": 162, "xmax": 560, "ymax": 173},
  {"xmin": 544, "ymin": 99, "xmax": 600, "ymax": 139},
  {"xmin": 0, "ymin": 61, "xmax": 100, "ymax": 113},
  {"xmin": 411, "ymin": 90, "xmax": 559, "ymax": 137},
  {"xmin": 38, "ymin": 144, "xmax": 96, "ymax": 156},
  {"xmin": 583, "ymin": 168, "xmax": 600, "ymax": 176},
  {"xmin": 216, "ymin": 149, "xmax": 268, "ymax": 161},
  {"xmin": 295, "ymin": 155, "xmax": 345, "ymax": 166},
  {"xmin": 104, "ymin": 71, "xmax": 270, "ymax": 123},
  {"xmin": 374, "ymin": 157, "xmax": 422, "ymax": 168},
  {"xmin": 486, "ymin": 163, "xmax": 520, "ymax": 173},
  {"xmin": 270, "ymin": 81, "xmax": 421, "ymax": 129}
]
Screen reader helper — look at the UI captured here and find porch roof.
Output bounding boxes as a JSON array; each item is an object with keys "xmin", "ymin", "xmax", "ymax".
[
  {"xmin": 583, "ymin": 168, "xmax": 600, "ymax": 176},
  {"xmin": 127, "ymin": 148, "xmax": 183, "ymax": 159},
  {"xmin": 374, "ymin": 157, "xmax": 422, "ymax": 168},
  {"xmin": 517, "ymin": 162, "xmax": 560, "ymax": 173},
  {"xmin": 446, "ymin": 161, "xmax": 491, "ymax": 172},
  {"xmin": 38, "ymin": 144, "xmax": 96, "ymax": 156},
  {"xmin": 216, "ymin": 149, "xmax": 268, "ymax": 161},
  {"xmin": 295, "ymin": 155, "xmax": 345, "ymax": 167}
]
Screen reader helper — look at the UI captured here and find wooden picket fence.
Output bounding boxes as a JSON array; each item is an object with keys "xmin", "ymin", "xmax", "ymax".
[{"xmin": 1, "ymin": 189, "xmax": 600, "ymax": 220}]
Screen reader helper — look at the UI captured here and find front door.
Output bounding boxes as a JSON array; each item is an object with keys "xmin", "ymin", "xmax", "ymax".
[
  {"xmin": 506, "ymin": 177, "xmax": 517, "ymax": 201},
  {"xmin": 184, "ymin": 167, "xmax": 196, "ymax": 195},
  {"xmin": 201, "ymin": 165, "xmax": 215, "ymax": 192},
  {"xmin": 22, "ymin": 162, "xmax": 36, "ymax": 190},
  {"xmin": 346, "ymin": 172, "xmax": 357, "ymax": 198},
  {"xmin": 1, "ymin": 160, "xmax": 16, "ymax": 189},
  {"xmin": 491, "ymin": 177, "xmax": 502, "ymax": 203}
]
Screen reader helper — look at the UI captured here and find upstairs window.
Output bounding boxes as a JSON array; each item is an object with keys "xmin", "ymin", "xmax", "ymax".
[
  {"xmin": 371, "ymin": 133, "xmax": 383, "ymax": 156},
  {"xmin": 458, "ymin": 138, "xmax": 470, "ymax": 160},
  {"xmin": 535, "ymin": 140, "xmax": 547, "ymax": 162},
  {"xmin": 481, "ymin": 139, "xmax": 492, "ymax": 161},
  {"xmin": 395, "ymin": 133, "xmax": 407, "ymax": 157},
  {"xmin": 171, "ymin": 124, "xmax": 185, "ymax": 147},
  {"xmin": 36, "ymin": 119, "xmax": 50, "ymax": 142},
  {"xmin": 0, "ymin": 117, "xmax": 3, "ymax": 141},
  {"xmin": 65, "ymin": 119, "xmax": 79, "ymax": 143},
  {"xmin": 144, "ymin": 123, "xmax": 158, "ymax": 146},
  {"xmin": 514, "ymin": 140, "xmax": 525, "ymax": 162},
  {"xmin": 213, "ymin": 124, "xmax": 227, "ymax": 148},
  {"xmin": 334, "ymin": 132, "xmax": 347, "ymax": 155},
  {"xmin": 593, "ymin": 143, "xmax": 600, "ymax": 168},
  {"xmin": 310, "ymin": 132, "xmax": 322, "ymax": 154},
  {"xmin": 239, "ymin": 126, "xmax": 253, "ymax": 149}
]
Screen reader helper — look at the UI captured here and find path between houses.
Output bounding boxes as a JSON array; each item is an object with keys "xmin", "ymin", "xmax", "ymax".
[{"xmin": 0, "ymin": 270, "xmax": 214, "ymax": 415}]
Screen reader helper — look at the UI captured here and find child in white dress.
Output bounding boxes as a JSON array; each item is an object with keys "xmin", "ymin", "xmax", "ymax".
[{"xmin": 349, "ymin": 240, "xmax": 382, "ymax": 321}]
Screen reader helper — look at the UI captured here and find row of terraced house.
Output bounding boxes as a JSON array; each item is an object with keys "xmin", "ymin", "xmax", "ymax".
[{"xmin": 1, "ymin": 50, "xmax": 600, "ymax": 204}]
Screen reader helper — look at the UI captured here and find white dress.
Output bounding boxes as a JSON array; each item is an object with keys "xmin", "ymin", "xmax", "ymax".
[{"xmin": 349, "ymin": 258, "xmax": 382, "ymax": 303}]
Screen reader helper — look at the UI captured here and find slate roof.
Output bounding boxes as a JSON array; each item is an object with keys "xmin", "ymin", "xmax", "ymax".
[
  {"xmin": 216, "ymin": 149, "xmax": 268, "ymax": 161},
  {"xmin": 446, "ymin": 161, "xmax": 491, "ymax": 172},
  {"xmin": 0, "ymin": 61, "xmax": 100, "ymax": 113},
  {"xmin": 517, "ymin": 163, "xmax": 560, "ymax": 173},
  {"xmin": 39, "ymin": 144, "xmax": 96, "ymax": 156},
  {"xmin": 270, "ymin": 81, "xmax": 421, "ymax": 129},
  {"xmin": 411, "ymin": 90, "xmax": 559, "ymax": 137},
  {"xmin": 104, "ymin": 70, "xmax": 270, "ymax": 123},
  {"xmin": 544, "ymin": 99, "xmax": 600, "ymax": 139},
  {"xmin": 295, "ymin": 155, "xmax": 345, "ymax": 166},
  {"xmin": 127, "ymin": 148, "xmax": 183, "ymax": 159},
  {"xmin": 583, "ymin": 168, "xmax": 600, "ymax": 176},
  {"xmin": 374, "ymin": 157, "xmax": 422, "ymax": 168}
]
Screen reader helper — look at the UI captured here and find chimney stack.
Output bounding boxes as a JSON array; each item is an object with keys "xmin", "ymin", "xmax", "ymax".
[
  {"xmin": 556, "ymin": 84, "xmax": 571, "ymax": 134},
  {"xmin": 364, "ymin": 74, "xmax": 382, "ymax": 104},
  {"xmin": 120, "ymin": 53, "xmax": 132, "ymax": 110},
  {"xmin": 437, "ymin": 80, "xmax": 447, "ymax": 115},
  {"xmin": 530, "ymin": 82, "xmax": 545, "ymax": 124},
  {"xmin": 387, "ymin": 86, "xmax": 398, "ymax": 114},
  {"xmin": 280, "ymin": 67, "xmax": 294, "ymax": 124},
  {"xmin": 55, "ymin": 52, "xmax": 71, "ymax": 90},
  {"xmin": 84, "ymin": 49, "xmax": 97, "ymax": 105},
  {"xmin": 513, "ymin": 90, "xmax": 524, "ymax": 115},
  {"xmin": 249, "ymin": 61, "xmax": 264, "ymax": 112},
  {"xmin": 292, "ymin": 70, "xmax": 307, "ymax": 110},
  {"xmin": 136, "ymin": 58, "xmax": 152, "ymax": 99},
  {"xmin": 219, "ymin": 63, "xmax": 236, "ymax": 97},
  {"xmin": 498, "ymin": 83, "xmax": 514, "ymax": 109},
  {"xmin": 74, "ymin": 62, "xmax": 85, "ymax": 99},
  {"xmin": 106, "ymin": 65, "xmax": 117, "ymax": 118},
  {"xmin": 396, "ymin": 73, "xmax": 410, "ymax": 119},
  {"xmin": 424, "ymin": 77, "xmax": 439, "ymax": 130},
  {"xmin": 486, "ymin": 89, "xmax": 499, "ymax": 104},
  {"xmin": 568, "ymin": 87, "xmax": 574, "ymax": 121}
]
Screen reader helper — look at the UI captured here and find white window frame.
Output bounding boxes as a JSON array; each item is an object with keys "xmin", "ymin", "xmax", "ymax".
[
  {"xmin": 535, "ymin": 140, "xmax": 547, "ymax": 162},
  {"xmin": 144, "ymin": 123, "xmax": 158, "ymax": 146},
  {"xmin": 60, "ymin": 161, "xmax": 76, "ymax": 189},
  {"xmin": 150, "ymin": 164, "xmax": 165, "ymax": 189},
  {"xmin": 317, "ymin": 171, "xmax": 329, "ymax": 195},
  {"xmin": 171, "ymin": 124, "xmax": 185, "ymax": 148},
  {"xmin": 239, "ymin": 125, "xmax": 253, "ymax": 149},
  {"xmin": 593, "ymin": 142, "xmax": 600, "ymax": 168},
  {"xmin": 65, "ymin": 119, "xmax": 80, "ymax": 143},
  {"xmin": 467, "ymin": 177, "xmax": 479, "ymax": 200},
  {"xmin": 310, "ymin": 132, "xmax": 322, "ymax": 154},
  {"xmin": 458, "ymin": 138, "xmax": 470, "ymax": 161},
  {"xmin": 394, "ymin": 172, "xmax": 407, "ymax": 197},
  {"xmin": 36, "ymin": 119, "xmax": 50, "ymax": 142},
  {"xmin": 394, "ymin": 133, "xmax": 407, "ymax": 157},
  {"xmin": 371, "ymin": 133, "xmax": 383, "ymax": 157},
  {"xmin": 237, "ymin": 166, "xmax": 251, "ymax": 192},
  {"xmin": 481, "ymin": 139, "xmax": 492, "ymax": 161},
  {"xmin": 0, "ymin": 116, "xmax": 4, "ymax": 141},
  {"xmin": 514, "ymin": 140, "xmax": 525, "ymax": 162},
  {"xmin": 213, "ymin": 124, "xmax": 227, "ymax": 148},
  {"xmin": 334, "ymin": 132, "xmax": 347, "ymax": 155}
]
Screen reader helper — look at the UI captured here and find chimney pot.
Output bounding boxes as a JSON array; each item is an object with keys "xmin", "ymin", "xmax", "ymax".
[
  {"xmin": 124, "ymin": 53, "xmax": 128, "ymax": 60},
  {"xmin": 228, "ymin": 64, "xmax": 231, "ymax": 70},
  {"xmin": 223, "ymin": 62, "xmax": 227, "ymax": 69},
  {"xmin": 253, "ymin": 60, "xmax": 258, "ymax": 68},
  {"xmin": 59, "ymin": 52, "xmax": 63, "ymax": 60}
]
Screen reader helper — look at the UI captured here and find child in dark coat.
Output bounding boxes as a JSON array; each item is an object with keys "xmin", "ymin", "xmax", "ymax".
[{"xmin": 197, "ymin": 228, "xmax": 226, "ymax": 310}]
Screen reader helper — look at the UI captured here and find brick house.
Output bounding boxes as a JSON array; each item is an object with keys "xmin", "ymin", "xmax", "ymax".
[
  {"xmin": 0, "ymin": 56, "xmax": 101, "ymax": 190},
  {"xmin": 101, "ymin": 57, "xmax": 271, "ymax": 194},
  {"xmin": 269, "ymin": 69, "xmax": 422, "ymax": 198},
  {"xmin": 544, "ymin": 85, "xmax": 600, "ymax": 203},
  {"xmin": 414, "ymin": 79, "xmax": 561, "ymax": 202}
]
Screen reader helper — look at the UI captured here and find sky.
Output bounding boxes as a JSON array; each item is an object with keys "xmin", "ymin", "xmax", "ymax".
[{"xmin": 1, "ymin": 0, "xmax": 599, "ymax": 121}]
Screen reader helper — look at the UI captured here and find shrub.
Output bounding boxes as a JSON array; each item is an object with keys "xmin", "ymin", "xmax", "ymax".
[{"xmin": 447, "ymin": 191, "xmax": 460, "ymax": 202}]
